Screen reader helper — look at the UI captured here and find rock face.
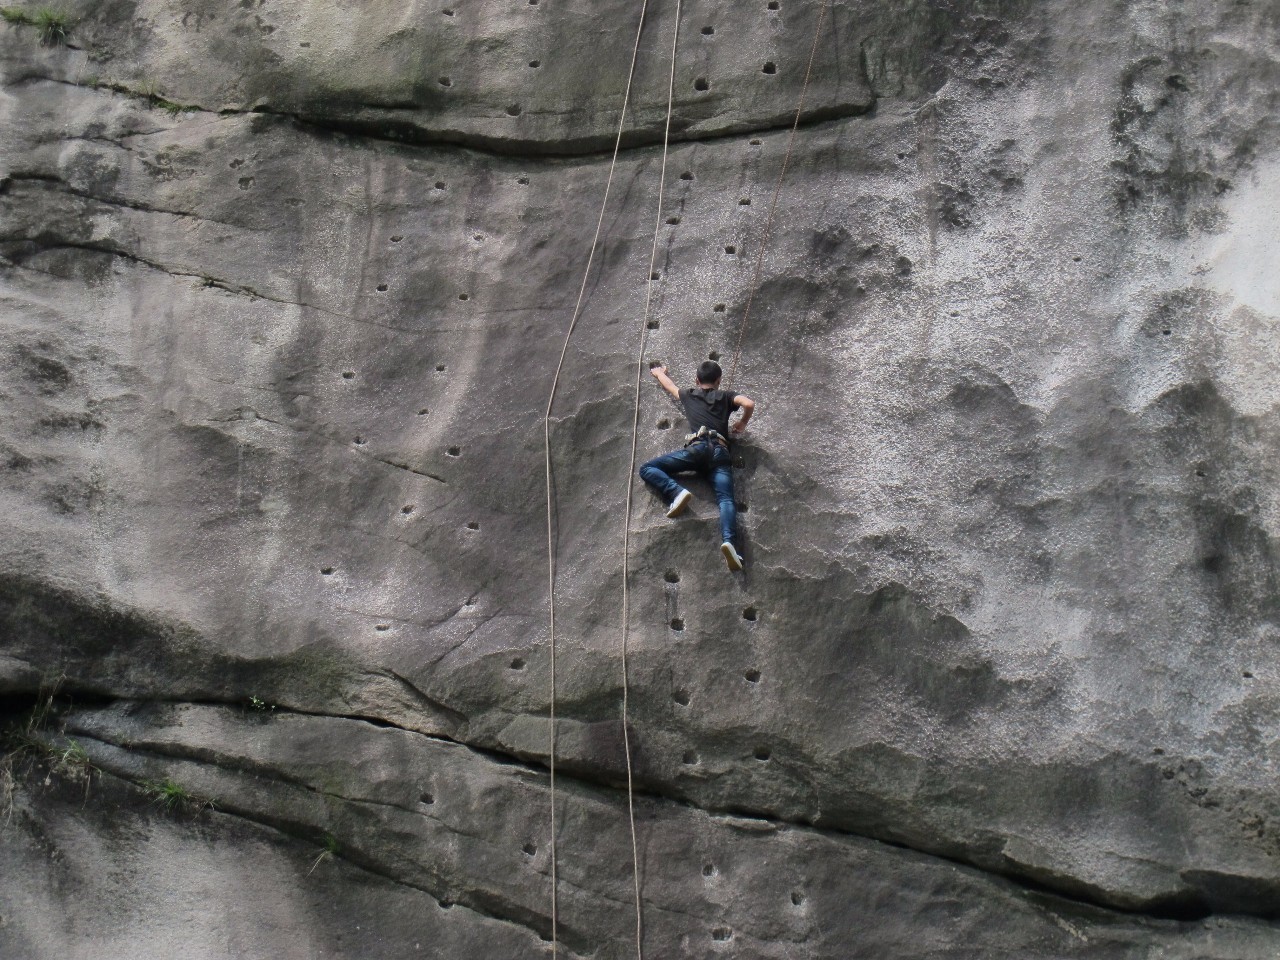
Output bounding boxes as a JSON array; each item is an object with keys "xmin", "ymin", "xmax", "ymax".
[{"xmin": 2, "ymin": 0, "xmax": 1279, "ymax": 956}]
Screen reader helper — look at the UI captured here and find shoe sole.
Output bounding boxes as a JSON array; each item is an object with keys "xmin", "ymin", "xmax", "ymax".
[
  {"xmin": 666, "ymin": 490, "xmax": 692, "ymax": 519},
  {"xmin": 721, "ymin": 543, "xmax": 743, "ymax": 571}
]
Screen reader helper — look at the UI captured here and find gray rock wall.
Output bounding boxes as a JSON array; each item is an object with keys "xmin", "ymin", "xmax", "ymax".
[{"xmin": 2, "ymin": 0, "xmax": 1278, "ymax": 956}]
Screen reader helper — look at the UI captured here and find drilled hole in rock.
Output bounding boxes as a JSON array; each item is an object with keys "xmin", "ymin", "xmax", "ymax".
[
  {"xmin": 1243, "ymin": 670, "xmax": 1254, "ymax": 678},
  {"xmin": 713, "ymin": 303, "xmax": 726, "ymax": 312},
  {"xmin": 510, "ymin": 657, "xmax": 526, "ymax": 670},
  {"xmin": 708, "ymin": 351, "xmax": 720, "ymax": 361},
  {"xmin": 896, "ymin": 151, "xmax": 907, "ymax": 160},
  {"xmin": 402, "ymin": 504, "xmax": 415, "ymax": 514},
  {"xmin": 762, "ymin": 61, "xmax": 776, "ymax": 74},
  {"xmin": 694, "ymin": 77, "xmax": 710, "ymax": 92},
  {"xmin": 1195, "ymin": 469, "xmax": 1206, "ymax": 477},
  {"xmin": 376, "ymin": 283, "xmax": 388, "ymax": 292},
  {"xmin": 680, "ymin": 171, "xmax": 694, "ymax": 181},
  {"xmin": 523, "ymin": 842, "xmax": 538, "ymax": 855},
  {"xmin": 750, "ymin": 138, "xmax": 762, "ymax": 145},
  {"xmin": 791, "ymin": 891, "xmax": 806, "ymax": 906},
  {"xmin": 529, "ymin": 59, "xmax": 540, "ymax": 68},
  {"xmin": 767, "ymin": 1, "xmax": 779, "ymax": 8},
  {"xmin": 724, "ymin": 245, "xmax": 736, "ymax": 255},
  {"xmin": 465, "ymin": 521, "xmax": 479, "ymax": 530},
  {"xmin": 341, "ymin": 370, "xmax": 355, "ymax": 379},
  {"xmin": 375, "ymin": 623, "xmax": 390, "ymax": 631},
  {"xmin": 743, "ymin": 606, "xmax": 758, "ymax": 622},
  {"xmin": 673, "ymin": 689, "xmax": 690, "ymax": 705},
  {"xmin": 683, "ymin": 750, "xmax": 699, "ymax": 765},
  {"xmin": 739, "ymin": 197, "xmax": 751, "ymax": 205},
  {"xmin": 439, "ymin": 900, "xmax": 453, "ymax": 910},
  {"xmin": 702, "ymin": 863, "xmax": 716, "ymax": 876},
  {"xmin": 657, "ymin": 418, "xmax": 671, "ymax": 430},
  {"xmin": 517, "ymin": 175, "xmax": 530, "ymax": 184},
  {"xmin": 321, "ymin": 567, "xmax": 335, "ymax": 576},
  {"xmin": 1162, "ymin": 329, "xmax": 1172, "ymax": 336},
  {"xmin": 353, "ymin": 436, "xmax": 366, "ymax": 445},
  {"xmin": 438, "ymin": 77, "xmax": 451, "ymax": 88},
  {"xmin": 446, "ymin": 446, "xmax": 461, "ymax": 457},
  {"xmin": 390, "ymin": 235, "xmax": 403, "ymax": 243},
  {"xmin": 712, "ymin": 928, "xmax": 732, "ymax": 942},
  {"xmin": 434, "ymin": 180, "xmax": 446, "ymax": 189},
  {"xmin": 670, "ymin": 618, "xmax": 684, "ymax": 631},
  {"xmin": 442, "ymin": 8, "xmax": 454, "ymax": 15},
  {"xmin": 1072, "ymin": 255, "xmax": 1082, "ymax": 262},
  {"xmin": 473, "ymin": 233, "xmax": 484, "ymax": 241},
  {"xmin": 418, "ymin": 408, "xmax": 429, "ymax": 416},
  {"xmin": 744, "ymin": 669, "xmax": 761, "ymax": 683},
  {"xmin": 647, "ymin": 319, "xmax": 660, "ymax": 329},
  {"xmin": 701, "ymin": 25, "xmax": 714, "ymax": 34},
  {"xmin": 737, "ymin": 502, "xmax": 749, "ymax": 513},
  {"xmin": 651, "ymin": 271, "xmax": 661, "ymax": 280},
  {"xmin": 506, "ymin": 104, "xmax": 522, "ymax": 116},
  {"xmin": 421, "ymin": 792, "xmax": 434, "ymax": 804},
  {"xmin": 754, "ymin": 746, "xmax": 771, "ymax": 761},
  {"xmin": 436, "ymin": 363, "xmax": 446, "ymax": 372},
  {"xmin": 458, "ymin": 293, "xmax": 470, "ymax": 301},
  {"xmin": 667, "ymin": 215, "xmax": 681, "ymax": 225},
  {"xmin": 664, "ymin": 570, "xmax": 680, "ymax": 583}
]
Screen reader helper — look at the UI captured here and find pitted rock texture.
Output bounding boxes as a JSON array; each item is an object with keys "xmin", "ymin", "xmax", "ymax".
[{"xmin": 2, "ymin": 0, "xmax": 1279, "ymax": 956}]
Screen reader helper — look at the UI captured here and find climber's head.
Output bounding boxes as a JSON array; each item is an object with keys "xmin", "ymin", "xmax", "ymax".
[{"xmin": 696, "ymin": 360, "xmax": 722, "ymax": 388}]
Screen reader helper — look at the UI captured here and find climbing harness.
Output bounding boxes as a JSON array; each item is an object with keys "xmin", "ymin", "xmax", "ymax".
[
  {"xmin": 543, "ymin": 0, "xmax": 830, "ymax": 955},
  {"xmin": 683, "ymin": 425, "xmax": 729, "ymax": 448}
]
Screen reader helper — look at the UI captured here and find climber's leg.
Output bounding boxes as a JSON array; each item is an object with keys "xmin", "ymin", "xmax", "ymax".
[
  {"xmin": 640, "ymin": 448, "xmax": 699, "ymax": 511},
  {"xmin": 709, "ymin": 447, "xmax": 738, "ymax": 549}
]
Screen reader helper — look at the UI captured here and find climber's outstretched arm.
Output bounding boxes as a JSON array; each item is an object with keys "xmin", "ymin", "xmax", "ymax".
[
  {"xmin": 731, "ymin": 395, "xmax": 755, "ymax": 435},
  {"xmin": 649, "ymin": 365, "xmax": 681, "ymax": 400}
]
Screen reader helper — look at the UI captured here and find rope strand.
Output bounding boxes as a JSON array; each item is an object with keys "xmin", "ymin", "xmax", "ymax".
[
  {"xmin": 544, "ymin": 3, "xmax": 653, "ymax": 955},
  {"xmin": 621, "ymin": 5, "xmax": 684, "ymax": 959},
  {"xmin": 726, "ymin": 0, "xmax": 830, "ymax": 388}
]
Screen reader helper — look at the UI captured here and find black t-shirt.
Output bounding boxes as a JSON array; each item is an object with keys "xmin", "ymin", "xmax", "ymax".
[{"xmin": 679, "ymin": 387, "xmax": 740, "ymax": 437}]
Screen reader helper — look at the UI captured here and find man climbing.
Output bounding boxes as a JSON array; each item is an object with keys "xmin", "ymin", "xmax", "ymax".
[{"xmin": 640, "ymin": 360, "xmax": 755, "ymax": 571}]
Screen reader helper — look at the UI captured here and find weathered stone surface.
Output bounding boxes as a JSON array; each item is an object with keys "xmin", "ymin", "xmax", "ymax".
[
  {"xmin": 2, "ymin": 0, "xmax": 1279, "ymax": 955},
  {"xmin": 7, "ymin": 702, "xmax": 1280, "ymax": 959}
]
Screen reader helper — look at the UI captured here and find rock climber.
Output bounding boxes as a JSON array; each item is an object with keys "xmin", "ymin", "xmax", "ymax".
[{"xmin": 639, "ymin": 360, "xmax": 755, "ymax": 571}]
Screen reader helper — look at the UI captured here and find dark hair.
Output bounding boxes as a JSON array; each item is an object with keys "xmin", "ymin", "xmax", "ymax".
[{"xmin": 696, "ymin": 360, "xmax": 722, "ymax": 385}]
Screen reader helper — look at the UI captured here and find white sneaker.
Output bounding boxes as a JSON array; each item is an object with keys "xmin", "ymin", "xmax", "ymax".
[
  {"xmin": 666, "ymin": 489, "xmax": 692, "ymax": 518},
  {"xmin": 721, "ymin": 542, "xmax": 743, "ymax": 571}
]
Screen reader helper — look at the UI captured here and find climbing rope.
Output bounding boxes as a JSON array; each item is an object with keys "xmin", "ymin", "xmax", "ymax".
[
  {"xmin": 619, "ymin": 3, "xmax": 685, "ymax": 959},
  {"xmin": 726, "ymin": 0, "xmax": 830, "ymax": 388},
  {"xmin": 546, "ymin": 2, "xmax": 829, "ymax": 956},
  {"xmin": 543, "ymin": 2, "xmax": 653, "ymax": 956}
]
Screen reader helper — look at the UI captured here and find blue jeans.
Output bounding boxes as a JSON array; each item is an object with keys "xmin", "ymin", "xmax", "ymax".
[{"xmin": 639, "ymin": 441, "xmax": 737, "ymax": 546}]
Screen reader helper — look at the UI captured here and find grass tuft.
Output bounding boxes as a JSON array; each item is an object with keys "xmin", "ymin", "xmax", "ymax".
[
  {"xmin": 143, "ymin": 776, "xmax": 215, "ymax": 815},
  {"xmin": 33, "ymin": 8, "xmax": 69, "ymax": 45},
  {"xmin": 308, "ymin": 833, "xmax": 340, "ymax": 875}
]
